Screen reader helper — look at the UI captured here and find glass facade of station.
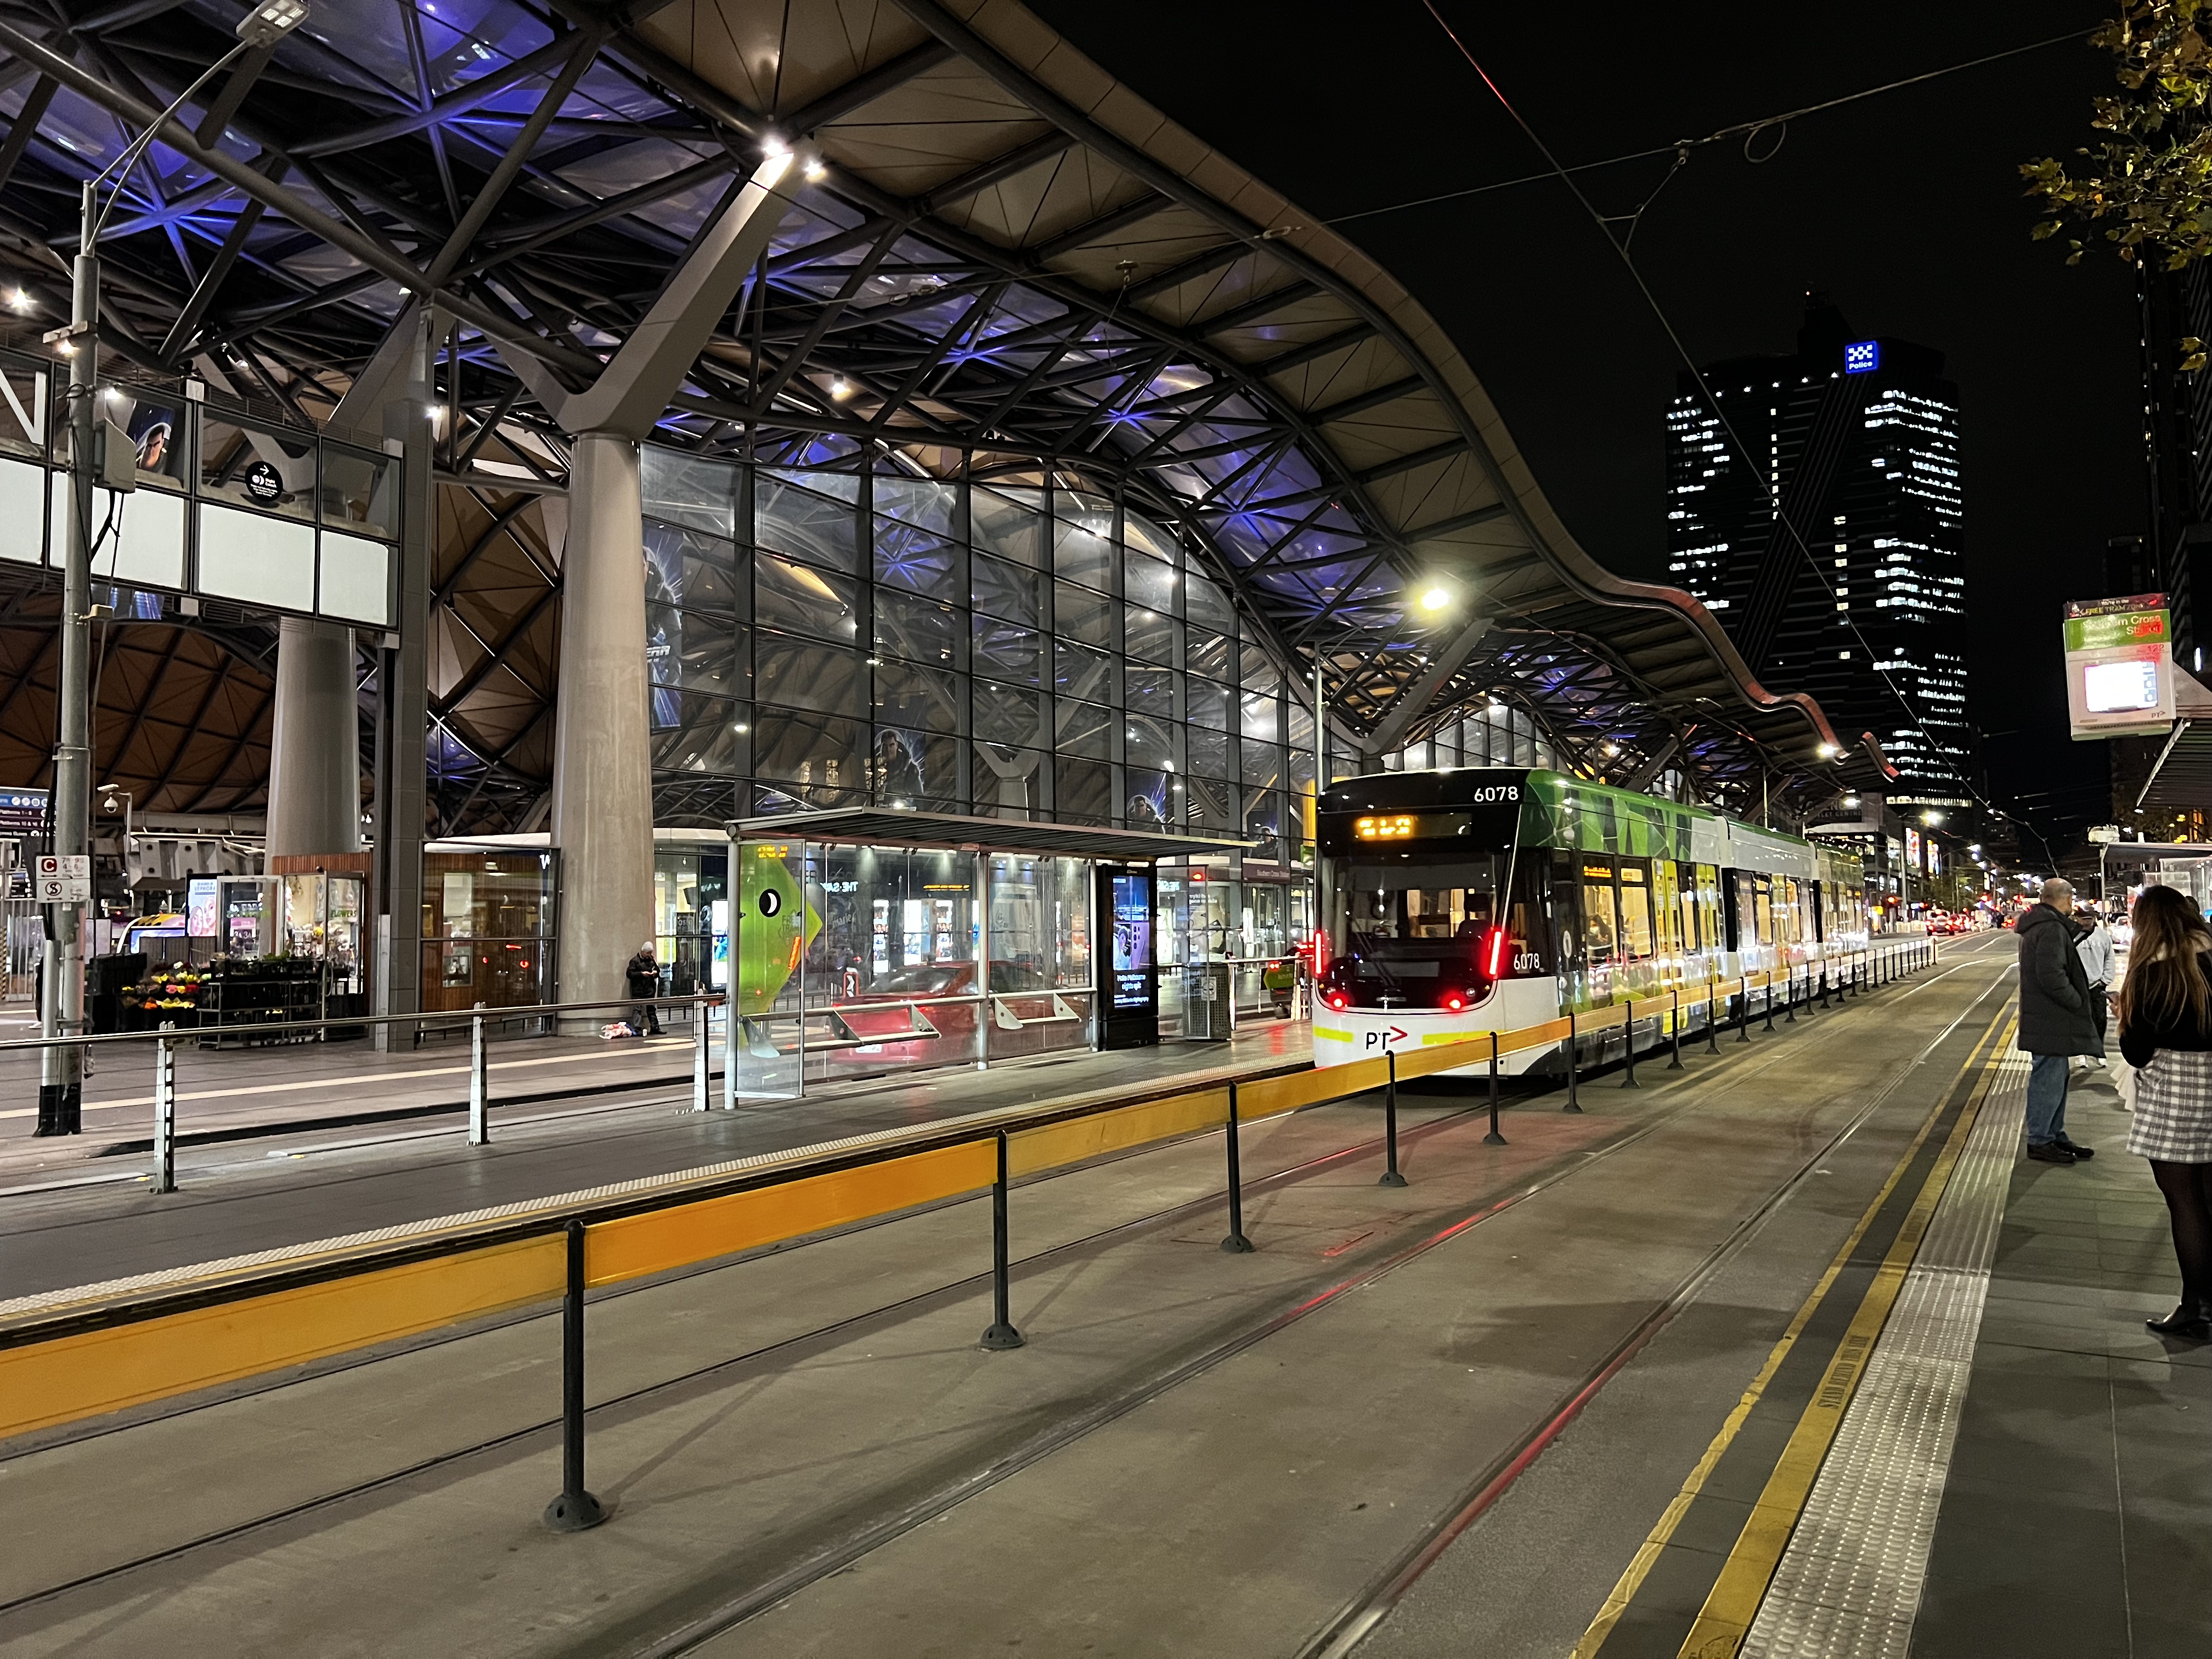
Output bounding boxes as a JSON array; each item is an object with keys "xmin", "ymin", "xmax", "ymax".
[{"xmin": 637, "ymin": 446, "xmax": 1316, "ymax": 856}]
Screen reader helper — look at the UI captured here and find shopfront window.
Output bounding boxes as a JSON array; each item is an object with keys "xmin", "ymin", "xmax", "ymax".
[{"xmin": 420, "ymin": 850, "xmax": 554, "ymax": 1012}]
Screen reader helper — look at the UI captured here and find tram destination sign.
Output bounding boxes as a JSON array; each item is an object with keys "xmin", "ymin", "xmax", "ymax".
[{"xmin": 1318, "ymin": 778, "xmax": 1525, "ymax": 857}]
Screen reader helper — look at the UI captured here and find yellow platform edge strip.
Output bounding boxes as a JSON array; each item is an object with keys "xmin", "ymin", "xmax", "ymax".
[{"xmin": 0, "ymin": 1233, "xmax": 568, "ymax": 1442}]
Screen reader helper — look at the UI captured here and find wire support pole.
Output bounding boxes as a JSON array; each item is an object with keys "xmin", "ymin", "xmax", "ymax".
[
  {"xmin": 980, "ymin": 1130, "xmax": 1025, "ymax": 1348},
  {"xmin": 1380, "ymin": 1049, "xmax": 1407, "ymax": 1186},
  {"xmin": 1484, "ymin": 1031, "xmax": 1507, "ymax": 1145},
  {"xmin": 543, "ymin": 1220, "xmax": 607, "ymax": 1532},
  {"xmin": 1221, "ymin": 1081, "xmax": 1254, "ymax": 1252}
]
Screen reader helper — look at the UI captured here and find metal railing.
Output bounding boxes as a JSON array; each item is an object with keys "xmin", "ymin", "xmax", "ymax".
[
  {"xmin": 0, "ymin": 990, "xmax": 731, "ymax": 1190},
  {"xmin": 0, "ymin": 936, "xmax": 1946, "ymax": 1532}
]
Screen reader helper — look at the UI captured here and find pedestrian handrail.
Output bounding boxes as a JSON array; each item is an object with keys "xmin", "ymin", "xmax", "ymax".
[{"xmin": 0, "ymin": 937, "xmax": 1939, "ymax": 1526}]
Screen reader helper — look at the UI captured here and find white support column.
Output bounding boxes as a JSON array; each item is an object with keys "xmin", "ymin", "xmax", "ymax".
[
  {"xmin": 266, "ymin": 617, "xmax": 363, "ymax": 858},
  {"xmin": 551, "ymin": 431, "xmax": 653, "ymax": 1020}
]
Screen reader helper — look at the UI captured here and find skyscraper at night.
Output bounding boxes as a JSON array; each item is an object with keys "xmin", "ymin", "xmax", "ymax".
[{"xmin": 1663, "ymin": 295, "xmax": 1970, "ymax": 804}]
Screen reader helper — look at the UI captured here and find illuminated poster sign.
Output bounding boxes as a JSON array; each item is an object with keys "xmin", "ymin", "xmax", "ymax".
[
  {"xmin": 2063, "ymin": 594, "xmax": 2175, "ymax": 739},
  {"xmin": 186, "ymin": 877, "xmax": 218, "ymax": 938},
  {"xmin": 1095, "ymin": 865, "xmax": 1159, "ymax": 1049},
  {"xmin": 1843, "ymin": 340, "xmax": 1881, "ymax": 374}
]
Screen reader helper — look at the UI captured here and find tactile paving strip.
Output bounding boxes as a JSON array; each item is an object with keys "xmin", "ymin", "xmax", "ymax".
[{"xmin": 1739, "ymin": 1048, "xmax": 2028, "ymax": 1659}]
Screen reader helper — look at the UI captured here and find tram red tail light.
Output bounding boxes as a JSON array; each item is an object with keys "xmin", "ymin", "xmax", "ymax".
[
  {"xmin": 1311, "ymin": 927, "xmax": 1328, "ymax": 977},
  {"xmin": 1481, "ymin": 926, "xmax": 1510, "ymax": 979},
  {"xmin": 1323, "ymin": 990, "xmax": 1350, "ymax": 1012},
  {"xmin": 1442, "ymin": 990, "xmax": 1466, "ymax": 1012}
]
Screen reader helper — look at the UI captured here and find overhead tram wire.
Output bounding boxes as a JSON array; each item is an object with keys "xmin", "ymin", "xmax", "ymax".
[
  {"xmin": 1325, "ymin": 25, "xmax": 2093, "ymax": 231},
  {"xmin": 1415, "ymin": 1, "xmax": 2050, "ymax": 837}
]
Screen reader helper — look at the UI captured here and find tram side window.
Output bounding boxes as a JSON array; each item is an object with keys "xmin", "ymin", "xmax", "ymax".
[
  {"xmin": 1618, "ymin": 862, "xmax": 1656, "ymax": 958},
  {"xmin": 1580, "ymin": 859, "xmax": 1619, "ymax": 967},
  {"xmin": 1653, "ymin": 859, "xmax": 1684, "ymax": 962}
]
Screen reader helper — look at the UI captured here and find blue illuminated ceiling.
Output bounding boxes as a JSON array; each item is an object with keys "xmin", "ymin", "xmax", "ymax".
[{"xmin": 0, "ymin": 0, "xmax": 1869, "ymax": 826}]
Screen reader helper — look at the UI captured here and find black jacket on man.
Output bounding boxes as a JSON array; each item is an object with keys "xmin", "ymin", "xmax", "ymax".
[
  {"xmin": 2015, "ymin": 902, "xmax": 2102, "ymax": 1057},
  {"xmin": 624, "ymin": 950, "xmax": 661, "ymax": 999}
]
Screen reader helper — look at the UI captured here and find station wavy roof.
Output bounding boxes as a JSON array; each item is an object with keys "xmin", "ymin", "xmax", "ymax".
[{"xmin": 0, "ymin": 0, "xmax": 1869, "ymax": 830}]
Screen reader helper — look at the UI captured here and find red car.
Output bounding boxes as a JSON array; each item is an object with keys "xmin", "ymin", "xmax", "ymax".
[{"xmin": 830, "ymin": 960, "xmax": 1082, "ymax": 1066}]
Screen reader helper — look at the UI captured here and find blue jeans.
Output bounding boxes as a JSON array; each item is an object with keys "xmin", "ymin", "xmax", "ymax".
[{"xmin": 2025, "ymin": 1052, "xmax": 2070, "ymax": 1146}]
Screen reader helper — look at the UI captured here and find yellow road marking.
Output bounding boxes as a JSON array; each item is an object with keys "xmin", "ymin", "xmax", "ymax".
[{"xmin": 1568, "ymin": 1009, "xmax": 2012, "ymax": 1659}]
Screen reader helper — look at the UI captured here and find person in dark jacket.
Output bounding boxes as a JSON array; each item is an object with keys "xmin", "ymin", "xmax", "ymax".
[
  {"xmin": 2016, "ymin": 878, "xmax": 2101, "ymax": 1165},
  {"xmin": 2116, "ymin": 881, "xmax": 2212, "ymax": 1340},
  {"xmin": 625, "ymin": 941, "xmax": 664, "ymax": 1036}
]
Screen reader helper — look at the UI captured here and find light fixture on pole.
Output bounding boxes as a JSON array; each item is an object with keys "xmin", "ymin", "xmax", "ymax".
[{"xmin": 36, "ymin": 0, "xmax": 313, "ymax": 1137}]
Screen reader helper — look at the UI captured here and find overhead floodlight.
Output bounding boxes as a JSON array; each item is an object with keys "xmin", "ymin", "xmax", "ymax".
[
  {"xmin": 1418, "ymin": 586, "xmax": 1450, "ymax": 612},
  {"xmin": 7, "ymin": 289, "xmax": 27, "ymax": 313},
  {"xmin": 1816, "ymin": 741, "xmax": 1839, "ymax": 759},
  {"xmin": 236, "ymin": 0, "xmax": 311, "ymax": 48}
]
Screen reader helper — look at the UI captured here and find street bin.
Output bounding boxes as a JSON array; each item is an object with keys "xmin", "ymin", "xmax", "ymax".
[{"xmin": 1182, "ymin": 962, "xmax": 1232, "ymax": 1041}]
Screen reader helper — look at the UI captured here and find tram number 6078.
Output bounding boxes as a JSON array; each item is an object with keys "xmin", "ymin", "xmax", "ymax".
[{"xmin": 1465, "ymin": 785, "xmax": 1519, "ymax": 803}]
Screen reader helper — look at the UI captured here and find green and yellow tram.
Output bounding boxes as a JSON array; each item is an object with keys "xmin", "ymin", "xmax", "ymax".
[{"xmin": 1312, "ymin": 769, "xmax": 1866, "ymax": 1073}]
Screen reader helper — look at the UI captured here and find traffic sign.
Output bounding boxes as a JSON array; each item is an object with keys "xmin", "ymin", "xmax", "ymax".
[{"xmin": 35, "ymin": 854, "xmax": 89, "ymax": 904}]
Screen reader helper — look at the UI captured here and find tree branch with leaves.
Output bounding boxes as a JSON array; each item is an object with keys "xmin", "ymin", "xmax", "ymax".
[{"xmin": 2025, "ymin": 0, "xmax": 2212, "ymax": 303}]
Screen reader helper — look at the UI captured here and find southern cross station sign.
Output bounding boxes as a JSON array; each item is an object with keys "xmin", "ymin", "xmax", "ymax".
[{"xmin": 2063, "ymin": 593, "xmax": 2176, "ymax": 739}]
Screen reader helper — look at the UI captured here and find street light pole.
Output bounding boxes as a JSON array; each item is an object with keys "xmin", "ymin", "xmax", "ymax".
[
  {"xmin": 34, "ymin": 1, "xmax": 312, "ymax": 1136},
  {"xmin": 35, "ymin": 190, "xmax": 99, "ymax": 1135}
]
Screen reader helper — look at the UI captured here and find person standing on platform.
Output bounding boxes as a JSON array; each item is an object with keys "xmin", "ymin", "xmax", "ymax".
[
  {"xmin": 626, "ymin": 941, "xmax": 665, "ymax": 1037},
  {"xmin": 2015, "ymin": 877, "xmax": 2102, "ymax": 1165},
  {"xmin": 2116, "ymin": 882, "xmax": 2212, "ymax": 1340},
  {"xmin": 2076, "ymin": 905, "xmax": 2116, "ymax": 1069}
]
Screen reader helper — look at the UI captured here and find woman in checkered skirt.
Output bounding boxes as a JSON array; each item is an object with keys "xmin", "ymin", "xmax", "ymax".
[{"xmin": 2117, "ymin": 882, "xmax": 2212, "ymax": 1341}]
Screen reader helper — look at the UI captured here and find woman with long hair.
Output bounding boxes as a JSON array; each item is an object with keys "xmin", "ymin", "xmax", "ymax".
[{"xmin": 2117, "ymin": 882, "xmax": 2212, "ymax": 1339}]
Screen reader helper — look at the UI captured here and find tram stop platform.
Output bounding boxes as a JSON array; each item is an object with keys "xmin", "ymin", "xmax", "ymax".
[{"xmin": 0, "ymin": 932, "xmax": 2205, "ymax": 1658}]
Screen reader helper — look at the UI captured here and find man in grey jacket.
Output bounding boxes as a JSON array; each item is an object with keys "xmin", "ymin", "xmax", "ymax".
[{"xmin": 2016, "ymin": 878, "xmax": 2102, "ymax": 1165}]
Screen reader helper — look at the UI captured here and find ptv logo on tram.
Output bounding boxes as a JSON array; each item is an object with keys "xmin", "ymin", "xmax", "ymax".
[{"xmin": 1362, "ymin": 1025, "xmax": 1413, "ymax": 1051}]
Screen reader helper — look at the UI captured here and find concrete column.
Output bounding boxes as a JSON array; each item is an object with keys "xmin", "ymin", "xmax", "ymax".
[
  {"xmin": 266, "ymin": 618, "xmax": 363, "ymax": 857},
  {"xmin": 551, "ymin": 431, "xmax": 653, "ymax": 1015}
]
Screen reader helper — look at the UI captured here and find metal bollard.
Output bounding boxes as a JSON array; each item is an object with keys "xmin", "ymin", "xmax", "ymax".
[
  {"xmin": 1736, "ymin": 980, "xmax": 1752, "ymax": 1042},
  {"xmin": 1818, "ymin": 965, "xmax": 1830, "ymax": 1008},
  {"xmin": 1667, "ymin": 989, "xmax": 1684, "ymax": 1069},
  {"xmin": 1379, "ymin": 1051, "xmax": 1407, "ymax": 1186},
  {"xmin": 469, "ymin": 1002, "xmax": 490, "ymax": 1146},
  {"xmin": 542, "ymin": 1220, "xmax": 607, "ymax": 1532},
  {"xmin": 150, "ymin": 1023, "xmax": 177, "ymax": 1194},
  {"xmin": 1621, "ymin": 1003, "xmax": 1640, "ymax": 1088},
  {"xmin": 691, "ymin": 991, "xmax": 710, "ymax": 1112},
  {"xmin": 1782, "ymin": 968, "xmax": 1797, "ymax": 1024},
  {"xmin": 1564, "ymin": 1009, "xmax": 1582, "ymax": 1112},
  {"xmin": 980, "ymin": 1131, "xmax": 1024, "ymax": 1348},
  {"xmin": 1484, "ymin": 1031, "xmax": 1507, "ymax": 1144},
  {"xmin": 1221, "ymin": 1080, "xmax": 1254, "ymax": 1252},
  {"xmin": 1765, "ymin": 975, "xmax": 1779, "ymax": 1031},
  {"xmin": 1706, "ymin": 976, "xmax": 1722, "ymax": 1054}
]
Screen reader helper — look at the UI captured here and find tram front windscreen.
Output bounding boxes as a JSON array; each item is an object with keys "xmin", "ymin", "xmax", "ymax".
[{"xmin": 1322, "ymin": 852, "xmax": 1541, "ymax": 1011}]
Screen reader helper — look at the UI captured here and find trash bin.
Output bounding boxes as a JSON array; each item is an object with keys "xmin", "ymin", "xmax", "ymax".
[{"xmin": 1182, "ymin": 962, "xmax": 1232, "ymax": 1041}]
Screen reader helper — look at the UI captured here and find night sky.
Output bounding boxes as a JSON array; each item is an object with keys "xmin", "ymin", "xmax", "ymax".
[{"xmin": 1032, "ymin": 0, "xmax": 2137, "ymax": 857}]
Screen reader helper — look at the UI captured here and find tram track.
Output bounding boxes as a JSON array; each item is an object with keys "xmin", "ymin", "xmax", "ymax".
[{"xmin": 0, "ymin": 940, "xmax": 2001, "ymax": 1649}]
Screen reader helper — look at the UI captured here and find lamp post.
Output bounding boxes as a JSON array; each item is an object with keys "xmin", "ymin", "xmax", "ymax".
[{"xmin": 34, "ymin": 1, "xmax": 311, "ymax": 1136}]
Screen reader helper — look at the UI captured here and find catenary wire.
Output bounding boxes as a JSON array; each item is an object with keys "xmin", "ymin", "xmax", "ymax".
[{"xmin": 1416, "ymin": 0, "xmax": 2061, "ymax": 856}]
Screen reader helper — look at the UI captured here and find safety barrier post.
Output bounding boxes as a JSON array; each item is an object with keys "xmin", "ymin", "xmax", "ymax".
[
  {"xmin": 691, "ymin": 991, "xmax": 710, "ymax": 1113},
  {"xmin": 1563, "ymin": 1010, "xmax": 1582, "ymax": 1112},
  {"xmin": 1668, "ymin": 989, "xmax": 1684, "ymax": 1070},
  {"xmin": 1484, "ymin": 1031, "xmax": 1507, "ymax": 1144},
  {"xmin": 1379, "ymin": 1050, "xmax": 1407, "ymax": 1186},
  {"xmin": 543, "ymin": 1220, "xmax": 607, "ymax": 1532},
  {"xmin": 468, "ymin": 1003, "xmax": 490, "ymax": 1147},
  {"xmin": 1782, "ymin": 968, "xmax": 1797, "ymax": 1024},
  {"xmin": 1706, "ymin": 975, "xmax": 1721, "ymax": 1054},
  {"xmin": 150, "ymin": 1023, "xmax": 176, "ymax": 1194},
  {"xmin": 1621, "ymin": 1003, "xmax": 1640, "ymax": 1088},
  {"xmin": 1221, "ymin": 1081, "xmax": 1254, "ymax": 1252},
  {"xmin": 1765, "ymin": 974, "xmax": 1779, "ymax": 1032},
  {"xmin": 981, "ymin": 1131, "xmax": 1024, "ymax": 1348},
  {"xmin": 1818, "ymin": 964, "xmax": 1830, "ymax": 1008},
  {"xmin": 1736, "ymin": 979, "xmax": 1752, "ymax": 1042}
]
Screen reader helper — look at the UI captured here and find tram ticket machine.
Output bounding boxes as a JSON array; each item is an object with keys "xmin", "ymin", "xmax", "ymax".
[{"xmin": 1095, "ymin": 863, "xmax": 1159, "ymax": 1049}]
